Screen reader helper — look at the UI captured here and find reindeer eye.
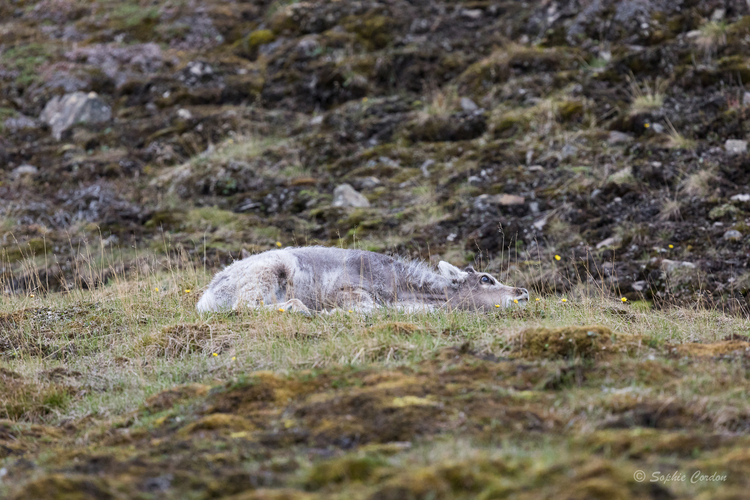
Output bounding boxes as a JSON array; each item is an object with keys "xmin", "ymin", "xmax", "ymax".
[{"xmin": 481, "ymin": 276, "xmax": 491, "ymax": 284}]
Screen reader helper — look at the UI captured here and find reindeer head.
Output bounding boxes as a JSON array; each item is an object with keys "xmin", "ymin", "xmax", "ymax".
[{"xmin": 438, "ymin": 261, "xmax": 529, "ymax": 310}]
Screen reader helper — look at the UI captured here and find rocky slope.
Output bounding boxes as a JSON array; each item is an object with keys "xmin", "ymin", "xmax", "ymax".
[{"xmin": 2, "ymin": 0, "xmax": 750, "ymax": 310}]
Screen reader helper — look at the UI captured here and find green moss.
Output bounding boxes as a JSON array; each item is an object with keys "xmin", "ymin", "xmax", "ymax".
[
  {"xmin": 342, "ymin": 14, "xmax": 394, "ymax": 50},
  {"xmin": 248, "ymin": 29, "xmax": 276, "ymax": 48},
  {"xmin": 306, "ymin": 455, "xmax": 387, "ymax": 489},
  {"xmin": 144, "ymin": 210, "xmax": 187, "ymax": 230},
  {"xmin": 557, "ymin": 100, "xmax": 584, "ymax": 122},
  {"xmin": 236, "ymin": 29, "xmax": 277, "ymax": 59},
  {"xmin": 518, "ymin": 325, "xmax": 615, "ymax": 360},
  {"xmin": 709, "ymin": 203, "xmax": 738, "ymax": 220}
]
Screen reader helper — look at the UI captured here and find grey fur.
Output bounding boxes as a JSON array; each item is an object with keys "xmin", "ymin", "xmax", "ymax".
[{"xmin": 196, "ymin": 247, "xmax": 529, "ymax": 314}]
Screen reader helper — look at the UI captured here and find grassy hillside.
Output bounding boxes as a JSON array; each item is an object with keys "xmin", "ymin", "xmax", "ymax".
[
  {"xmin": 2, "ymin": 254, "xmax": 750, "ymax": 498},
  {"xmin": 3, "ymin": 0, "xmax": 750, "ymax": 497}
]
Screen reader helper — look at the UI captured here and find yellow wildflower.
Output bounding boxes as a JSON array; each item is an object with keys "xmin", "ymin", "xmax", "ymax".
[
  {"xmin": 644, "ymin": 123, "xmax": 650, "ymax": 128},
  {"xmin": 561, "ymin": 298, "xmax": 567, "ymax": 302},
  {"xmin": 554, "ymin": 255, "xmax": 561, "ymax": 261},
  {"xmin": 513, "ymin": 299, "xmax": 519, "ymax": 304},
  {"xmin": 668, "ymin": 244, "xmax": 674, "ymax": 249},
  {"xmin": 185, "ymin": 289, "xmax": 191, "ymax": 293},
  {"xmin": 212, "ymin": 353, "xmax": 218, "ymax": 357},
  {"xmin": 495, "ymin": 304, "xmax": 500, "ymax": 308},
  {"xmin": 276, "ymin": 241, "xmax": 282, "ymax": 247},
  {"xmin": 278, "ymin": 308, "xmax": 284, "ymax": 312},
  {"xmin": 621, "ymin": 297, "xmax": 628, "ymax": 302},
  {"xmin": 154, "ymin": 287, "xmax": 159, "ymax": 291},
  {"xmin": 535, "ymin": 298, "xmax": 541, "ymax": 301}
]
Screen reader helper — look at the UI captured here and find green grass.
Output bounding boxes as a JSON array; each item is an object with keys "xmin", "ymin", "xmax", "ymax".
[{"xmin": 0, "ymin": 44, "xmax": 52, "ymax": 87}]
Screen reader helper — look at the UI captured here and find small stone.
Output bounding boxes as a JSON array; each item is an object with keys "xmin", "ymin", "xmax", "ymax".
[
  {"xmin": 731, "ymin": 194, "xmax": 750, "ymax": 202},
  {"xmin": 661, "ymin": 259, "xmax": 696, "ymax": 273},
  {"xmin": 360, "ymin": 176, "xmax": 380, "ymax": 189},
  {"xmin": 177, "ymin": 108, "xmax": 192, "ymax": 120},
  {"xmin": 468, "ymin": 175, "xmax": 482, "ymax": 185},
  {"xmin": 420, "ymin": 159, "xmax": 435, "ymax": 177},
  {"xmin": 596, "ymin": 235, "xmax": 621, "ymax": 249},
  {"xmin": 651, "ymin": 123, "xmax": 665, "ymax": 134},
  {"xmin": 11, "ymin": 164, "xmax": 38, "ymax": 178},
  {"xmin": 332, "ymin": 184, "xmax": 370, "ymax": 208},
  {"xmin": 496, "ymin": 194, "xmax": 525, "ymax": 205},
  {"xmin": 560, "ymin": 144, "xmax": 578, "ymax": 160},
  {"xmin": 743, "ymin": 92, "xmax": 750, "ymax": 107},
  {"xmin": 40, "ymin": 91, "xmax": 111, "ymax": 140},
  {"xmin": 723, "ymin": 229, "xmax": 742, "ymax": 241},
  {"xmin": 725, "ymin": 139, "xmax": 747, "ymax": 155},
  {"xmin": 607, "ymin": 131, "xmax": 633, "ymax": 145},
  {"xmin": 461, "ymin": 9, "xmax": 482, "ymax": 19},
  {"xmin": 310, "ymin": 115, "xmax": 324, "ymax": 125},
  {"xmin": 631, "ymin": 281, "xmax": 648, "ymax": 292},
  {"xmin": 460, "ymin": 97, "xmax": 478, "ymax": 112},
  {"xmin": 3, "ymin": 114, "xmax": 38, "ymax": 132}
]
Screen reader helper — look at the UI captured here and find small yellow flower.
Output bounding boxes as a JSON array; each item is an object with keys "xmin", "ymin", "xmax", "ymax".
[
  {"xmin": 554, "ymin": 255, "xmax": 561, "ymax": 261},
  {"xmin": 185, "ymin": 289, "xmax": 191, "ymax": 293},
  {"xmin": 275, "ymin": 241, "xmax": 282, "ymax": 247},
  {"xmin": 348, "ymin": 309, "xmax": 353, "ymax": 313},
  {"xmin": 30, "ymin": 293, "xmax": 35, "ymax": 298},
  {"xmin": 513, "ymin": 299, "xmax": 519, "ymax": 304},
  {"xmin": 561, "ymin": 298, "xmax": 567, "ymax": 302},
  {"xmin": 495, "ymin": 304, "xmax": 500, "ymax": 308},
  {"xmin": 644, "ymin": 123, "xmax": 650, "ymax": 128},
  {"xmin": 154, "ymin": 287, "xmax": 159, "ymax": 291},
  {"xmin": 278, "ymin": 308, "xmax": 284, "ymax": 312},
  {"xmin": 212, "ymin": 353, "xmax": 218, "ymax": 357},
  {"xmin": 535, "ymin": 298, "xmax": 541, "ymax": 301},
  {"xmin": 621, "ymin": 297, "xmax": 628, "ymax": 302},
  {"xmin": 668, "ymin": 244, "xmax": 674, "ymax": 249},
  {"xmin": 232, "ymin": 357, "xmax": 236, "ymax": 361},
  {"xmin": 362, "ymin": 97, "xmax": 368, "ymax": 102}
]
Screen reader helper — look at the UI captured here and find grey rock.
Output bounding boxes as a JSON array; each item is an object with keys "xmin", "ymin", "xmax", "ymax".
[
  {"xmin": 725, "ymin": 139, "xmax": 747, "ymax": 155},
  {"xmin": 3, "ymin": 114, "xmax": 39, "ymax": 132},
  {"xmin": 608, "ymin": 131, "xmax": 633, "ymax": 145},
  {"xmin": 651, "ymin": 122, "xmax": 664, "ymax": 134},
  {"xmin": 661, "ymin": 259, "xmax": 696, "ymax": 273},
  {"xmin": 723, "ymin": 229, "xmax": 743, "ymax": 241},
  {"xmin": 744, "ymin": 92, "xmax": 750, "ymax": 107},
  {"xmin": 40, "ymin": 91, "xmax": 112, "ymax": 140},
  {"xmin": 11, "ymin": 164, "xmax": 38, "ymax": 178},
  {"xmin": 596, "ymin": 235, "xmax": 622, "ymax": 249},
  {"xmin": 360, "ymin": 176, "xmax": 381, "ymax": 189},
  {"xmin": 632, "ymin": 281, "xmax": 648, "ymax": 292},
  {"xmin": 461, "ymin": 9, "xmax": 482, "ymax": 19},
  {"xmin": 332, "ymin": 184, "xmax": 370, "ymax": 208},
  {"xmin": 420, "ymin": 159, "xmax": 435, "ymax": 177},
  {"xmin": 474, "ymin": 194, "xmax": 524, "ymax": 211},
  {"xmin": 560, "ymin": 144, "xmax": 578, "ymax": 160},
  {"xmin": 731, "ymin": 194, "xmax": 750, "ymax": 202},
  {"xmin": 460, "ymin": 97, "xmax": 478, "ymax": 112}
]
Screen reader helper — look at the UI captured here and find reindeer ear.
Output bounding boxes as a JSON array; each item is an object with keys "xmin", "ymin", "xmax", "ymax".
[
  {"xmin": 463, "ymin": 265, "xmax": 476, "ymax": 273},
  {"xmin": 438, "ymin": 261, "xmax": 468, "ymax": 282}
]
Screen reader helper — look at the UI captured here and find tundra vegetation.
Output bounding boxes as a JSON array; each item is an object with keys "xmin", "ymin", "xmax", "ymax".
[{"xmin": 2, "ymin": 0, "xmax": 750, "ymax": 498}]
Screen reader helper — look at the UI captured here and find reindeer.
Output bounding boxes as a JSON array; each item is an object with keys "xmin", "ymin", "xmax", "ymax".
[{"xmin": 196, "ymin": 247, "xmax": 529, "ymax": 314}]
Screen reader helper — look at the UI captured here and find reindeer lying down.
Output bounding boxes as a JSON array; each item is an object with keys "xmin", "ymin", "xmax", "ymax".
[{"xmin": 196, "ymin": 247, "xmax": 529, "ymax": 314}]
